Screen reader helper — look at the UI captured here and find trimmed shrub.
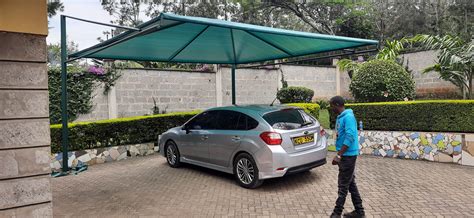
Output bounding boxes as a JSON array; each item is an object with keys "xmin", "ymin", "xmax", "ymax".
[
  {"xmin": 51, "ymin": 103, "xmax": 325, "ymax": 153},
  {"xmin": 350, "ymin": 60, "xmax": 415, "ymax": 102},
  {"xmin": 315, "ymin": 99, "xmax": 329, "ymax": 110},
  {"xmin": 277, "ymin": 86, "xmax": 314, "ymax": 104},
  {"xmin": 329, "ymin": 100, "xmax": 474, "ymax": 132},
  {"xmin": 286, "ymin": 103, "xmax": 321, "ymax": 119},
  {"xmin": 50, "ymin": 111, "xmax": 199, "ymax": 153}
]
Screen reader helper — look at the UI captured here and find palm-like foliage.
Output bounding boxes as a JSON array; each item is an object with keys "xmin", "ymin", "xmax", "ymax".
[
  {"xmin": 410, "ymin": 35, "xmax": 473, "ymax": 99},
  {"xmin": 338, "ymin": 34, "xmax": 473, "ymax": 99},
  {"xmin": 337, "ymin": 39, "xmax": 408, "ymax": 76},
  {"xmin": 375, "ymin": 39, "xmax": 406, "ymax": 60},
  {"xmin": 337, "ymin": 58, "xmax": 360, "ymax": 73}
]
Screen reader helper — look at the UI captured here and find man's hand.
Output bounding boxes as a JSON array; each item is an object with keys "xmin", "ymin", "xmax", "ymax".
[{"xmin": 332, "ymin": 155, "xmax": 341, "ymax": 165}]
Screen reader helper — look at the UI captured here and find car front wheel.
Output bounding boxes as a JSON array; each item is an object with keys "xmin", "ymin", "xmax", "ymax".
[
  {"xmin": 233, "ymin": 153, "xmax": 263, "ymax": 189},
  {"xmin": 165, "ymin": 141, "xmax": 181, "ymax": 168}
]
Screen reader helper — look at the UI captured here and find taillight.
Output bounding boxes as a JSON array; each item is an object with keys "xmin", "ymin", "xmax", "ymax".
[
  {"xmin": 260, "ymin": 132, "xmax": 282, "ymax": 145},
  {"xmin": 320, "ymin": 128, "xmax": 326, "ymax": 136}
]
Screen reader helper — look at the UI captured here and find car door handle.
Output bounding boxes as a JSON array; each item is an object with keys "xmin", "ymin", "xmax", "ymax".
[
  {"xmin": 201, "ymin": 135, "xmax": 209, "ymax": 140},
  {"xmin": 231, "ymin": 136, "xmax": 241, "ymax": 141}
]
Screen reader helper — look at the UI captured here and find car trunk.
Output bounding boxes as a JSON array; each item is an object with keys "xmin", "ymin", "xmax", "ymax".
[
  {"xmin": 277, "ymin": 125, "xmax": 321, "ymax": 153},
  {"xmin": 262, "ymin": 108, "xmax": 322, "ymax": 154}
]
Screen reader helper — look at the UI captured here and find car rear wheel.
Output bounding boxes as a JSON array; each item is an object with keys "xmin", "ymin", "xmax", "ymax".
[
  {"xmin": 233, "ymin": 153, "xmax": 263, "ymax": 189},
  {"xmin": 165, "ymin": 141, "xmax": 181, "ymax": 168}
]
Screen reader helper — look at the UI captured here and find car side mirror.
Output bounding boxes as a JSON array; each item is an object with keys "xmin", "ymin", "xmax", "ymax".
[{"xmin": 182, "ymin": 125, "xmax": 191, "ymax": 134}]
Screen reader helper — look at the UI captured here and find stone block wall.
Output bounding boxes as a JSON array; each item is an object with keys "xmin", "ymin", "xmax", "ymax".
[
  {"xmin": 0, "ymin": 30, "xmax": 53, "ymax": 216},
  {"xmin": 326, "ymin": 130, "xmax": 474, "ymax": 166},
  {"xmin": 220, "ymin": 65, "xmax": 337, "ymax": 105},
  {"xmin": 77, "ymin": 69, "xmax": 217, "ymax": 121},
  {"xmin": 282, "ymin": 65, "xmax": 337, "ymax": 99},
  {"xmin": 221, "ymin": 67, "xmax": 280, "ymax": 105},
  {"xmin": 77, "ymin": 65, "xmax": 339, "ymax": 121},
  {"xmin": 50, "ymin": 143, "xmax": 156, "ymax": 171},
  {"xmin": 401, "ymin": 50, "xmax": 458, "ymax": 97},
  {"xmin": 75, "ymin": 84, "xmax": 109, "ymax": 121},
  {"xmin": 76, "ymin": 50, "xmax": 460, "ymax": 122}
]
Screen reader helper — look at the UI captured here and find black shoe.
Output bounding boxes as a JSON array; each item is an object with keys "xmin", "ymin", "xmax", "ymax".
[
  {"xmin": 330, "ymin": 212, "xmax": 342, "ymax": 218},
  {"xmin": 343, "ymin": 210, "xmax": 365, "ymax": 218}
]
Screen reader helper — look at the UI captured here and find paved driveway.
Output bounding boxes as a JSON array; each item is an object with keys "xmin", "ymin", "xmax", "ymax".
[{"xmin": 52, "ymin": 153, "xmax": 474, "ymax": 217}]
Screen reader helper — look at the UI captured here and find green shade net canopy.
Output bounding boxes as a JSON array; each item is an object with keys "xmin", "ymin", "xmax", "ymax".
[
  {"xmin": 59, "ymin": 13, "xmax": 379, "ymax": 173},
  {"xmin": 70, "ymin": 13, "xmax": 378, "ymax": 64}
]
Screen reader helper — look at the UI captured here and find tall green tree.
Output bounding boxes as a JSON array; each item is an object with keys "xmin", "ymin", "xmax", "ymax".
[
  {"xmin": 335, "ymin": 3, "xmax": 375, "ymax": 39},
  {"xmin": 47, "ymin": 41, "xmax": 79, "ymax": 67},
  {"xmin": 262, "ymin": 0, "xmax": 349, "ymax": 35},
  {"xmin": 370, "ymin": 0, "xmax": 473, "ymax": 42},
  {"xmin": 411, "ymin": 34, "xmax": 473, "ymax": 99},
  {"xmin": 101, "ymin": 0, "xmax": 143, "ymax": 37},
  {"xmin": 47, "ymin": 0, "xmax": 64, "ymax": 18}
]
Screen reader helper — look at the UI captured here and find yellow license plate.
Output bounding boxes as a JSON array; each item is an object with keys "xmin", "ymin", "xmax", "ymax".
[{"xmin": 292, "ymin": 135, "xmax": 314, "ymax": 145}]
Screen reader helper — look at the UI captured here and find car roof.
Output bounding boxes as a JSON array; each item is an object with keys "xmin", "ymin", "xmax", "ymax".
[{"xmin": 206, "ymin": 104, "xmax": 298, "ymax": 116}]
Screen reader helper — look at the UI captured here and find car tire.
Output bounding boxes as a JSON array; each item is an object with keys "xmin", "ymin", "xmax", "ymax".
[
  {"xmin": 233, "ymin": 153, "xmax": 263, "ymax": 189},
  {"xmin": 165, "ymin": 141, "xmax": 181, "ymax": 168}
]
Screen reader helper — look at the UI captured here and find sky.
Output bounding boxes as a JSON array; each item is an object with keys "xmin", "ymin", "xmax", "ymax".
[{"xmin": 47, "ymin": 0, "xmax": 149, "ymax": 50}]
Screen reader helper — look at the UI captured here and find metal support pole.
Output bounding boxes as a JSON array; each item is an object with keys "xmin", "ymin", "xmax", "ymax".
[
  {"xmin": 60, "ymin": 15, "xmax": 69, "ymax": 172},
  {"xmin": 231, "ymin": 64, "xmax": 236, "ymax": 105}
]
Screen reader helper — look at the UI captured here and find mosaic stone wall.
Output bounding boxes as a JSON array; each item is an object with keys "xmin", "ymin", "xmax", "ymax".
[
  {"xmin": 327, "ymin": 130, "xmax": 474, "ymax": 166},
  {"xmin": 50, "ymin": 131, "xmax": 473, "ymax": 171},
  {"xmin": 50, "ymin": 143, "xmax": 157, "ymax": 171}
]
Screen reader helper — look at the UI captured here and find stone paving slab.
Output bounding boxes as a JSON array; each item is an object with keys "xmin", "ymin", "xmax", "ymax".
[{"xmin": 52, "ymin": 153, "xmax": 474, "ymax": 217}]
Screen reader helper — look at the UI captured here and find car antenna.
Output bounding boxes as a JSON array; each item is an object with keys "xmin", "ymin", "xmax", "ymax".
[{"xmin": 270, "ymin": 96, "xmax": 278, "ymax": 106}]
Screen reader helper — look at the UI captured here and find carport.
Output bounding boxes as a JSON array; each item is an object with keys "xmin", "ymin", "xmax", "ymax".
[{"xmin": 59, "ymin": 13, "xmax": 378, "ymax": 171}]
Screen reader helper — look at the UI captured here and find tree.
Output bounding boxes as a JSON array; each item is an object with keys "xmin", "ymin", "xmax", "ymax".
[
  {"xmin": 47, "ymin": 0, "xmax": 64, "ymax": 18},
  {"xmin": 349, "ymin": 60, "xmax": 416, "ymax": 102},
  {"xmin": 411, "ymin": 34, "xmax": 473, "ymax": 99},
  {"xmin": 370, "ymin": 0, "xmax": 473, "ymax": 42},
  {"xmin": 101, "ymin": 0, "xmax": 143, "ymax": 37},
  {"xmin": 262, "ymin": 0, "xmax": 350, "ymax": 35},
  {"xmin": 47, "ymin": 41, "xmax": 79, "ymax": 67},
  {"xmin": 335, "ymin": 5, "xmax": 375, "ymax": 39}
]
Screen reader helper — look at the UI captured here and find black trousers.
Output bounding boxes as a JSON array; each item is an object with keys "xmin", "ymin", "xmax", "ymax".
[{"xmin": 333, "ymin": 155, "xmax": 364, "ymax": 215}]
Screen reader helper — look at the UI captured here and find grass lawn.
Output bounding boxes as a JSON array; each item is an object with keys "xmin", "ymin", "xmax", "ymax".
[{"xmin": 319, "ymin": 109, "xmax": 330, "ymax": 129}]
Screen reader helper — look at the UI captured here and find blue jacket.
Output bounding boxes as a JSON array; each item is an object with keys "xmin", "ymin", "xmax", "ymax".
[{"xmin": 335, "ymin": 109, "xmax": 359, "ymax": 156}]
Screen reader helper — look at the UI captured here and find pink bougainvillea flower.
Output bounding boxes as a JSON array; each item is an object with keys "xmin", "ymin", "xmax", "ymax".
[{"xmin": 88, "ymin": 66, "xmax": 106, "ymax": 75}]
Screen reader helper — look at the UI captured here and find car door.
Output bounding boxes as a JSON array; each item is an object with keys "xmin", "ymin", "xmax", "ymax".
[
  {"xmin": 179, "ymin": 111, "xmax": 219, "ymax": 163},
  {"xmin": 206, "ymin": 110, "xmax": 241, "ymax": 167},
  {"xmin": 208, "ymin": 110, "xmax": 259, "ymax": 168}
]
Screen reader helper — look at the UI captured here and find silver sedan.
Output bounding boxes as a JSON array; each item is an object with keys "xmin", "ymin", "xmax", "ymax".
[{"xmin": 159, "ymin": 105, "xmax": 328, "ymax": 188}]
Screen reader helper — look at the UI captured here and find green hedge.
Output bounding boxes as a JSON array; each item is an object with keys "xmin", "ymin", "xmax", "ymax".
[
  {"xmin": 287, "ymin": 103, "xmax": 320, "ymax": 119},
  {"xmin": 329, "ymin": 100, "xmax": 474, "ymax": 132},
  {"xmin": 50, "ymin": 103, "xmax": 323, "ymax": 153},
  {"xmin": 50, "ymin": 111, "xmax": 199, "ymax": 153}
]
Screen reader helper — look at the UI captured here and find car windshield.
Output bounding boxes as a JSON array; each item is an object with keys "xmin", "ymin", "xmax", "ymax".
[{"xmin": 262, "ymin": 109, "xmax": 316, "ymax": 130}]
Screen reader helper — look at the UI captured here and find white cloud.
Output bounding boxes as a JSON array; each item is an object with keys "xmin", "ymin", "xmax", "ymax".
[{"xmin": 48, "ymin": 0, "xmax": 121, "ymax": 50}]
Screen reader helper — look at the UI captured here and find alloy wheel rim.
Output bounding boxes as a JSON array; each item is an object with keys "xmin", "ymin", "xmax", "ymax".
[
  {"xmin": 237, "ymin": 158, "xmax": 254, "ymax": 185},
  {"xmin": 166, "ymin": 145, "xmax": 177, "ymax": 165}
]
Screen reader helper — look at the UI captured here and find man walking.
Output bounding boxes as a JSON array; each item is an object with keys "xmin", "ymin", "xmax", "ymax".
[{"xmin": 329, "ymin": 96, "xmax": 365, "ymax": 218}]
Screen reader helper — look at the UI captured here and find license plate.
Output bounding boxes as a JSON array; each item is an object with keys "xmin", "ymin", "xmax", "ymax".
[{"xmin": 292, "ymin": 134, "xmax": 314, "ymax": 145}]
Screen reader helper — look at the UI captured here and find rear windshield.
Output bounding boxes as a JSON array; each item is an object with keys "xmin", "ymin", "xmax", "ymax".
[{"xmin": 263, "ymin": 109, "xmax": 317, "ymax": 130}]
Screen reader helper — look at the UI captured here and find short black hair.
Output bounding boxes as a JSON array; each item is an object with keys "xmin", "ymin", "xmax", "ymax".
[{"xmin": 329, "ymin": 96, "xmax": 345, "ymax": 107}]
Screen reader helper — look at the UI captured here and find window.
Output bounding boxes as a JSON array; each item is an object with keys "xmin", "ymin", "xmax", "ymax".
[
  {"xmin": 215, "ymin": 110, "xmax": 240, "ymax": 130},
  {"xmin": 236, "ymin": 113, "xmax": 259, "ymax": 130},
  {"xmin": 187, "ymin": 111, "xmax": 219, "ymax": 130},
  {"xmin": 208, "ymin": 110, "xmax": 259, "ymax": 131},
  {"xmin": 263, "ymin": 109, "xmax": 315, "ymax": 130}
]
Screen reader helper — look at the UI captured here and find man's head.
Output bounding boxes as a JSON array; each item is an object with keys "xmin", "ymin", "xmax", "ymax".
[{"xmin": 329, "ymin": 96, "xmax": 345, "ymax": 115}]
